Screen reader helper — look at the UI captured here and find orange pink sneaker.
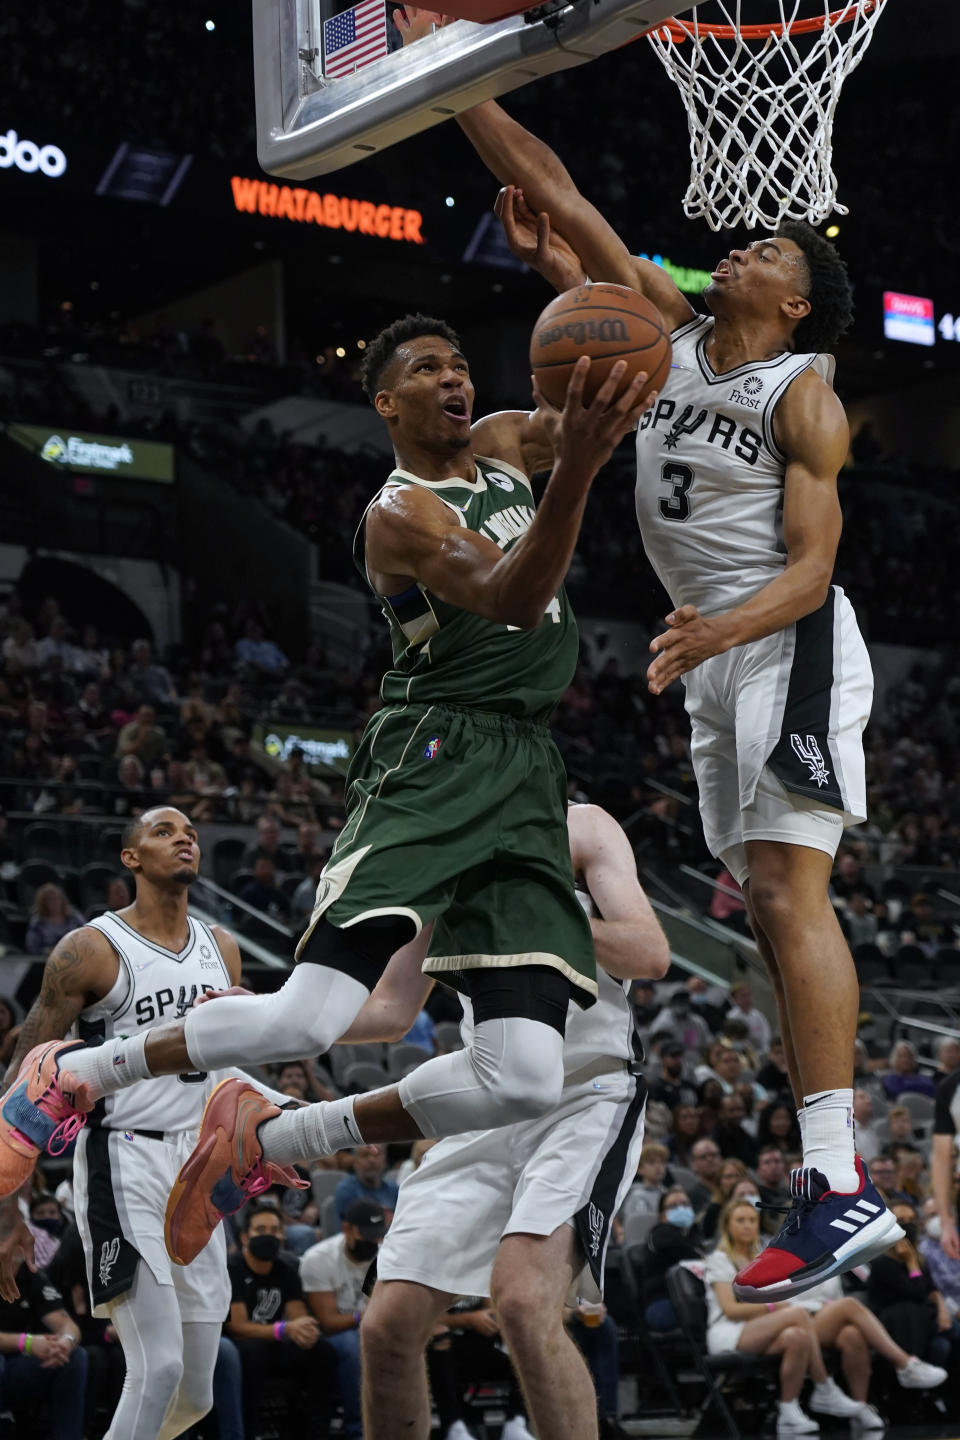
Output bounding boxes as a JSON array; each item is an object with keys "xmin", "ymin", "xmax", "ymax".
[
  {"xmin": 0, "ymin": 1041, "xmax": 93, "ymax": 1197},
  {"xmin": 164, "ymin": 1077, "xmax": 306, "ymax": 1266}
]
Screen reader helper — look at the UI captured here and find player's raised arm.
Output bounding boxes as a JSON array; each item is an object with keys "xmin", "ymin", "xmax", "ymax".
[
  {"xmin": 367, "ymin": 357, "xmax": 651, "ymax": 630},
  {"xmin": 456, "ymin": 101, "xmax": 694, "ymax": 327},
  {"xmin": 568, "ymin": 805, "xmax": 670, "ymax": 980}
]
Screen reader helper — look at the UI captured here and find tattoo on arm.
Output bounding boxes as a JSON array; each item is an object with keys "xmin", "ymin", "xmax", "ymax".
[{"xmin": 4, "ymin": 931, "xmax": 98, "ymax": 1083}]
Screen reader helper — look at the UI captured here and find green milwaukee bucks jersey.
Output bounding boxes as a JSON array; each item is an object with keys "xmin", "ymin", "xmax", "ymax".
[{"xmin": 354, "ymin": 455, "xmax": 579, "ymax": 720}]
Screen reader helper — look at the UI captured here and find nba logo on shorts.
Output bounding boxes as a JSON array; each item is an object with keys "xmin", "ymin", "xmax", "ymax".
[{"xmin": 423, "ymin": 737, "xmax": 441, "ymax": 760}]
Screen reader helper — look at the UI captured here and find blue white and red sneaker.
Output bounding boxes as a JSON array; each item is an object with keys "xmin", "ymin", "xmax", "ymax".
[{"xmin": 733, "ymin": 1156, "xmax": 903, "ymax": 1302}]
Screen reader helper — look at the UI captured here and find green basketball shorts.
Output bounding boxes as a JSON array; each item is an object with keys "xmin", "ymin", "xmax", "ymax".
[{"xmin": 295, "ymin": 702, "xmax": 596, "ymax": 1007}]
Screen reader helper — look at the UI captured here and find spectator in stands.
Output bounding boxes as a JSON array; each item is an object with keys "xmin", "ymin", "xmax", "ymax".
[
  {"xmin": 46, "ymin": 1223, "xmax": 126, "ymax": 1436},
  {"xmin": 842, "ymin": 891, "xmax": 878, "ymax": 950},
  {"xmin": 755, "ymin": 1146, "xmax": 792, "ymax": 1236},
  {"xmin": 293, "ymin": 853, "xmax": 326, "ymax": 922},
  {"xmin": 238, "ymin": 855, "xmax": 290, "ymax": 920},
  {"xmin": 886, "ymin": 1104, "xmax": 919, "ymax": 1147},
  {"xmin": 725, "ymin": 983, "xmax": 771, "ymax": 1056},
  {"xmin": 650, "ymin": 986, "xmax": 713, "ymax": 1054},
  {"xmin": 0, "ymin": 1257, "xmax": 87, "ymax": 1440},
  {"xmin": 630, "ymin": 978, "xmax": 660, "ymax": 1029},
  {"xmin": 641, "ymin": 1187, "xmax": 701, "ymax": 1331},
  {"xmin": 890, "ymin": 1142, "xmax": 929, "ymax": 1204},
  {"xmin": 852, "ymin": 1088, "xmax": 882, "ymax": 1164},
  {"xmin": 882, "ymin": 1040, "xmax": 937, "ymax": 1100},
  {"xmin": 708, "ymin": 867, "xmax": 747, "ymax": 930},
  {"xmin": 114, "ymin": 703, "xmax": 168, "ymax": 770},
  {"xmin": 648, "ymin": 1041, "xmax": 698, "ymax": 1111},
  {"xmin": 127, "ymin": 639, "xmax": 176, "ymax": 708},
  {"xmin": 668, "ymin": 1102, "xmax": 704, "ymax": 1167},
  {"xmin": 713, "ymin": 1045, "xmax": 746, "ymax": 1096},
  {"xmin": 919, "ymin": 1197, "xmax": 960, "ymax": 1317},
  {"xmin": 235, "ymin": 619, "xmax": 289, "ymax": 675},
  {"xmin": 74, "ymin": 625, "xmax": 111, "ymax": 680},
  {"xmin": 567, "ymin": 1297, "xmax": 626, "ymax": 1440},
  {"xmin": 714, "ymin": 1093, "xmax": 759, "ymax": 1167},
  {"xmin": 300, "ymin": 1200, "xmax": 388, "ymax": 1439},
  {"xmin": 105, "ymin": 876, "xmax": 132, "ymax": 913},
  {"xmin": 294, "ymin": 818, "xmax": 323, "ymax": 873},
  {"xmin": 755, "ymin": 1099, "xmax": 803, "ymax": 1158},
  {"xmin": 868, "ymin": 1155, "xmax": 911, "ymax": 1208},
  {"xmin": 3, "ymin": 619, "xmax": 39, "ymax": 669},
  {"xmin": 620, "ymin": 1143, "xmax": 670, "ymax": 1227},
  {"xmin": 25, "ymin": 883, "xmax": 85, "ymax": 955},
  {"xmin": 425, "ymin": 1296, "xmax": 532, "ymax": 1440},
  {"xmin": 401, "ymin": 1008, "xmax": 437, "ymax": 1054},
  {"xmin": 935, "ymin": 1035, "xmax": 960, "ymax": 1078},
  {"xmin": 243, "ymin": 812, "xmax": 291, "ymax": 871},
  {"xmin": 832, "ymin": 849, "xmax": 874, "ymax": 904},
  {"xmin": 182, "ymin": 740, "xmax": 229, "ymax": 819},
  {"xmin": 113, "ymin": 753, "xmax": 147, "ymax": 816},
  {"xmin": 704, "ymin": 1199, "xmax": 864, "ymax": 1434},
  {"xmin": 334, "ymin": 1145, "xmax": 398, "ymax": 1225},
  {"xmin": 36, "ymin": 617, "xmax": 79, "ymax": 672},
  {"xmin": 867, "ymin": 1201, "xmax": 959, "ymax": 1374},
  {"xmin": 699, "ymin": 1159, "xmax": 749, "ymax": 1245},
  {"xmin": 28, "ymin": 1191, "xmax": 66, "ymax": 1268},
  {"xmin": 228, "ymin": 1204, "xmax": 335, "ymax": 1440}
]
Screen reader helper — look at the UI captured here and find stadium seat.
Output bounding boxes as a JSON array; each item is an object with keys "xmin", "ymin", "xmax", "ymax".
[
  {"xmin": 280, "ymin": 871, "xmax": 307, "ymax": 900},
  {"xmin": 97, "ymin": 825, "xmax": 126, "ymax": 858},
  {"xmin": 666, "ymin": 1265, "xmax": 779, "ymax": 1440},
  {"xmin": 327, "ymin": 1043, "xmax": 388, "ymax": 1086},
  {"xmin": 893, "ymin": 943, "xmax": 934, "ymax": 989},
  {"xmin": 898, "ymin": 1090, "xmax": 936, "ymax": 1127},
  {"xmin": 622, "ymin": 1210, "xmax": 658, "ymax": 1249},
  {"xmin": 213, "ymin": 837, "xmax": 248, "ymax": 887},
  {"xmin": 852, "ymin": 943, "xmax": 895, "ymax": 988},
  {"xmin": 22, "ymin": 822, "xmax": 67, "ymax": 865},
  {"xmin": 79, "ymin": 861, "xmax": 119, "ymax": 911},
  {"xmin": 434, "ymin": 1020, "xmax": 464, "ymax": 1052},
  {"xmin": 321, "ymin": 1195, "xmax": 340, "ymax": 1238},
  {"xmin": 617, "ymin": 1242, "xmax": 690, "ymax": 1421},
  {"xmin": 387, "ymin": 1042, "xmax": 432, "ymax": 1079},
  {"xmin": 667, "ymin": 1165, "xmax": 700, "ymax": 1196},
  {"xmin": 17, "ymin": 859, "xmax": 59, "ymax": 910},
  {"xmin": 931, "ymin": 947, "xmax": 960, "ymax": 988},
  {"xmin": 342, "ymin": 1060, "xmax": 395, "ymax": 1093},
  {"xmin": 309, "ymin": 1168, "xmax": 344, "ymax": 1211}
]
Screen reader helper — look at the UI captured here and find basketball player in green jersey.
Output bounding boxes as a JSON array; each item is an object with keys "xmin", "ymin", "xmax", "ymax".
[{"xmin": 5, "ymin": 313, "xmax": 658, "ymax": 1270}]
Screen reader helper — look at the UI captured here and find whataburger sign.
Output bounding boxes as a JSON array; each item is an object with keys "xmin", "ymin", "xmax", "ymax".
[{"xmin": 231, "ymin": 176, "xmax": 424, "ymax": 243}]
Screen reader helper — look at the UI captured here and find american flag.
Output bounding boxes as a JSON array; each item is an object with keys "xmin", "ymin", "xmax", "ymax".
[{"xmin": 323, "ymin": 0, "xmax": 388, "ymax": 77}]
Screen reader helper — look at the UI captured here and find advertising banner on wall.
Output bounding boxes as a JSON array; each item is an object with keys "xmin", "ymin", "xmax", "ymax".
[{"xmin": 6, "ymin": 422, "xmax": 175, "ymax": 482}]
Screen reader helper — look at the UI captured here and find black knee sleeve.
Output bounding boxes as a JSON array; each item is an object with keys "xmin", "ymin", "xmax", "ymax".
[
  {"xmin": 298, "ymin": 914, "xmax": 417, "ymax": 991},
  {"xmin": 461, "ymin": 964, "xmax": 572, "ymax": 1035}
]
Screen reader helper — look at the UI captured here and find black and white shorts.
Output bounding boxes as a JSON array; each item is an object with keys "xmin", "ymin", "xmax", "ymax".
[
  {"xmin": 73, "ymin": 1126, "xmax": 231, "ymax": 1320},
  {"xmin": 683, "ymin": 586, "xmax": 872, "ymax": 885},
  {"xmin": 378, "ymin": 1068, "xmax": 646, "ymax": 1302}
]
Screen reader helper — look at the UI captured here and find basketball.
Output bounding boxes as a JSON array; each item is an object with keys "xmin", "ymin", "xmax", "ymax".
[{"xmin": 529, "ymin": 283, "xmax": 672, "ymax": 410}]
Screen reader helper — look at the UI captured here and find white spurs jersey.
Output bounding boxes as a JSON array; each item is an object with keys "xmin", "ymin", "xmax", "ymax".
[
  {"xmin": 75, "ymin": 911, "xmax": 232, "ymax": 1133},
  {"xmin": 457, "ymin": 888, "xmax": 640, "ymax": 1086},
  {"xmin": 635, "ymin": 312, "xmax": 836, "ymax": 614}
]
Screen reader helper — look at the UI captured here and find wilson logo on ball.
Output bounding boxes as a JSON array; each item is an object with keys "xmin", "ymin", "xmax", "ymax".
[{"xmin": 537, "ymin": 317, "xmax": 629, "ymax": 349}]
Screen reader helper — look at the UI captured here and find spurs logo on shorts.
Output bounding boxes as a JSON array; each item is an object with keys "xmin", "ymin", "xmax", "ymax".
[
  {"xmin": 587, "ymin": 1202, "xmax": 605, "ymax": 1258},
  {"xmin": 99, "ymin": 1236, "xmax": 121, "ymax": 1286},
  {"xmin": 789, "ymin": 734, "xmax": 831, "ymax": 788}
]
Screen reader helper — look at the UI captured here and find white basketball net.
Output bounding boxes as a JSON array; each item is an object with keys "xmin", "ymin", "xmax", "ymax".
[{"xmin": 648, "ymin": 1, "xmax": 887, "ymax": 231}]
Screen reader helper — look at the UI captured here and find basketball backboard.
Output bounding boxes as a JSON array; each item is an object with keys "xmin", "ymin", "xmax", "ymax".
[{"xmin": 253, "ymin": 0, "xmax": 680, "ymax": 180}]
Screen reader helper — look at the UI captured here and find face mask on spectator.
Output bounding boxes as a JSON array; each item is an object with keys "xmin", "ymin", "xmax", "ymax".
[
  {"xmin": 33, "ymin": 1217, "xmax": 64, "ymax": 1237},
  {"xmin": 665, "ymin": 1205, "xmax": 695, "ymax": 1230},
  {"xmin": 925, "ymin": 1216, "xmax": 942, "ymax": 1241},
  {"xmin": 348, "ymin": 1238, "xmax": 379, "ymax": 1262},
  {"xmin": 248, "ymin": 1234, "xmax": 282, "ymax": 1261}
]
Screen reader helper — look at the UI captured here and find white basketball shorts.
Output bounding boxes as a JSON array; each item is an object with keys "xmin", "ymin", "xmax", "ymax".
[
  {"xmin": 73, "ymin": 1126, "xmax": 231, "ymax": 1321},
  {"xmin": 378, "ymin": 1068, "xmax": 646, "ymax": 1303},
  {"xmin": 683, "ymin": 586, "xmax": 873, "ymax": 886}
]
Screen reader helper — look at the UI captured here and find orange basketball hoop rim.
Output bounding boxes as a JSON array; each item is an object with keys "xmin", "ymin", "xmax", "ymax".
[{"xmin": 657, "ymin": 0, "xmax": 881, "ymax": 41}]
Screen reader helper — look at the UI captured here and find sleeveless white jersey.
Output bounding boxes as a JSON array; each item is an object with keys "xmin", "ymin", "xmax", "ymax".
[
  {"xmin": 634, "ymin": 312, "xmax": 835, "ymax": 614},
  {"xmin": 75, "ymin": 912, "xmax": 232, "ymax": 1133},
  {"xmin": 457, "ymin": 888, "xmax": 639, "ymax": 1083}
]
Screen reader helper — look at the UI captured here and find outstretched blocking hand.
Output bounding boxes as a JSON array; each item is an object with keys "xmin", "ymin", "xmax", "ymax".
[
  {"xmin": 494, "ymin": 184, "xmax": 586, "ymax": 294},
  {"xmin": 647, "ymin": 603, "xmax": 734, "ymax": 694},
  {"xmin": 393, "ymin": 5, "xmax": 449, "ymax": 43},
  {"xmin": 540, "ymin": 357, "xmax": 659, "ymax": 486}
]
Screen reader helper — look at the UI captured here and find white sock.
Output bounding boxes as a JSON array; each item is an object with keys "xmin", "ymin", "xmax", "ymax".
[
  {"xmin": 260, "ymin": 1094, "xmax": 365, "ymax": 1164},
  {"xmin": 802, "ymin": 1087, "xmax": 858, "ymax": 1192},
  {"xmin": 65, "ymin": 1033, "xmax": 153, "ymax": 1101}
]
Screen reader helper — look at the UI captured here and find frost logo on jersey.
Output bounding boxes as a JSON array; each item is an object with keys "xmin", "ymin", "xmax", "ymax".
[
  {"xmin": 743, "ymin": 375, "xmax": 764, "ymax": 395},
  {"xmin": 790, "ymin": 734, "xmax": 831, "ymax": 788},
  {"xmin": 586, "ymin": 1202, "xmax": 605, "ymax": 1258},
  {"xmin": 99, "ymin": 1237, "xmax": 121, "ymax": 1287},
  {"xmin": 251, "ymin": 1288, "xmax": 283, "ymax": 1324},
  {"xmin": 729, "ymin": 377, "xmax": 764, "ymax": 410},
  {"xmin": 487, "ymin": 471, "xmax": 515, "ymax": 492}
]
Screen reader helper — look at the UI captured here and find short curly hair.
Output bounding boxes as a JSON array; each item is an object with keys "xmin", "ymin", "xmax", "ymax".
[
  {"xmin": 360, "ymin": 313, "xmax": 462, "ymax": 401},
  {"xmin": 776, "ymin": 220, "xmax": 853, "ymax": 353}
]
